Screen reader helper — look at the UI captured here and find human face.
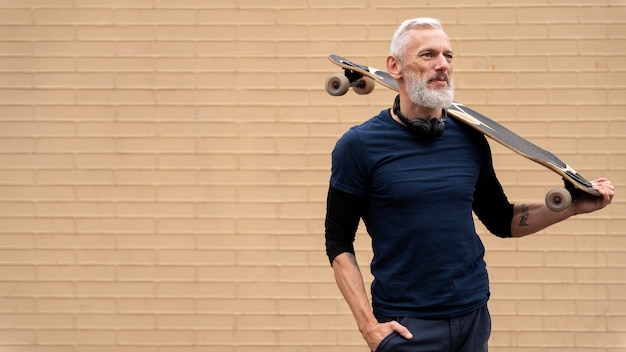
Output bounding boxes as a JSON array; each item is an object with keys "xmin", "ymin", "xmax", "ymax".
[{"xmin": 402, "ymin": 29, "xmax": 454, "ymax": 109}]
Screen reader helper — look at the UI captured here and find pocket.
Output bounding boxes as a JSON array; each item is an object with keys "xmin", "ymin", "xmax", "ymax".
[{"xmin": 374, "ymin": 331, "xmax": 398, "ymax": 352}]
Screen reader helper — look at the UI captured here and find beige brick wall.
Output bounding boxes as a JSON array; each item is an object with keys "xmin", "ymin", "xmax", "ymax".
[{"xmin": 0, "ymin": 0, "xmax": 624, "ymax": 351}]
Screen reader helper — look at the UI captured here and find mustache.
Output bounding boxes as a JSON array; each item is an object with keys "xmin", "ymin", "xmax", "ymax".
[{"xmin": 428, "ymin": 72, "xmax": 450, "ymax": 83}]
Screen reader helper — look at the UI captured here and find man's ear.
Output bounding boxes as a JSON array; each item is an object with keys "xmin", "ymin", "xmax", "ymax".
[{"xmin": 386, "ymin": 55, "xmax": 402, "ymax": 79}]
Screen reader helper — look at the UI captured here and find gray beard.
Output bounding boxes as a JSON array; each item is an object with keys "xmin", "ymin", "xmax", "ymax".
[{"xmin": 405, "ymin": 70, "xmax": 454, "ymax": 110}]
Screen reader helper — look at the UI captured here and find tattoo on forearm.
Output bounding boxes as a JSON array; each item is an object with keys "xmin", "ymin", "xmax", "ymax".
[{"xmin": 519, "ymin": 204, "xmax": 530, "ymax": 227}]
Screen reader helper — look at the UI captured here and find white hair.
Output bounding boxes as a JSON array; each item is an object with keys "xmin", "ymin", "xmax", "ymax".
[{"xmin": 390, "ymin": 18, "xmax": 443, "ymax": 62}]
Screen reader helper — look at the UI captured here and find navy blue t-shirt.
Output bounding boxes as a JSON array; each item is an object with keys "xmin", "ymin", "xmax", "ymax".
[{"xmin": 330, "ymin": 108, "xmax": 496, "ymax": 319}]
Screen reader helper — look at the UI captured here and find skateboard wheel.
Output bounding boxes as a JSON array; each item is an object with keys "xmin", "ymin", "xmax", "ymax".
[
  {"xmin": 545, "ymin": 187, "xmax": 572, "ymax": 212},
  {"xmin": 353, "ymin": 77, "xmax": 375, "ymax": 95},
  {"xmin": 325, "ymin": 74, "xmax": 350, "ymax": 96}
]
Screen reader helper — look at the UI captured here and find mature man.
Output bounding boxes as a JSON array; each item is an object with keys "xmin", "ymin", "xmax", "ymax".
[{"xmin": 324, "ymin": 18, "xmax": 614, "ymax": 352}]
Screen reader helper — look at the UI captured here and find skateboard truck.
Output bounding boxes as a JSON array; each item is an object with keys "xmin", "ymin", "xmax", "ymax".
[{"xmin": 325, "ymin": 68, "xmax": 375, "ymax": 96}]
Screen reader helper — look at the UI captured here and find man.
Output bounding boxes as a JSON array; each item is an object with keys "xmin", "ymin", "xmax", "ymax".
[{"xmin": 324, "ymin": 18, "xmax": 614, "ymax": 352}]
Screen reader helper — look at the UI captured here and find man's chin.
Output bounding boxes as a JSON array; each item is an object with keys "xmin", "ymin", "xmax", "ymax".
[{"xmin": 409, "ymin": 92, "xmax": 453, "ymax": 110}]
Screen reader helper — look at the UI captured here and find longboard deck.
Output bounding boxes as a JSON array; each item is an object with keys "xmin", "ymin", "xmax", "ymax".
[{"xmin": 326, "ymin": 54, "xmax": 600, "ymax": 203}]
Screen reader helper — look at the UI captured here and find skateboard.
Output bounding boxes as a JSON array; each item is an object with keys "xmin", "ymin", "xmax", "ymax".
[{"xmin": 325, "ymin": 54, "xmax": 601, "ymax": 212}]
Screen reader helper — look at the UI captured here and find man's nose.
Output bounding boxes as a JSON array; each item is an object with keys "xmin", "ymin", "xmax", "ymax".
[{"xmin": 434, "ymin": 53, "xmax": 451, "ymax": 71}]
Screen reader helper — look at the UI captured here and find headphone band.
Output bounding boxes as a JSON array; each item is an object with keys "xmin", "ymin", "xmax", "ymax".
[{"xmin": 393, "ymin": 95, "xmax": 446, "ymax": 139}]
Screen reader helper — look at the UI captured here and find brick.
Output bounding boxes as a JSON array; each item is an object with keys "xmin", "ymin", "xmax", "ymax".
[
  {"xmin": 197, "ymin": 234, "xmax": 277, "ymax": 251},
  {"xmin": 76, "ymin": 314, "xmax": 156, "ymax": 329},
  {"xmin": 517, "ymin": 72, "xmax": 578, "ymax": 88},
  {"xmin": 33, "ymin": 9, "xmax": 113, "ymax": 24},
  {"xmin": 579, "ymin": 5, "xmax": 626, "ymax": 23},
  {"xmin": 78, "ymin": 57, "xmax": 156, "ymax": 72},
  {"xmin": 36, "ymin": 170, "xmax": 115, "ymax": 185},
  {"xmin": 456, "ymin": 72, "xmax": 516, "ymax": 88},
  {"xmin": 0, "ymin": 282, "xmax": 75, "ymax": 297},
  {"xmin": 36, "ymin": 298, "xmax": 117, "ymax": 313},
  {"xmin": 156, "ymin": 57, "xmax": 237, "ymax": 72},
  {"xmin": 517, "ymin": 300, "xmax": 576, "ymax": 315},
  {"xmin": 196, "ymin": 298, "xmax": 277, "ymax": 315},
  {"xmin": 516, "ymin": 331, "xmax": 576, "ymax": 347},
  {"xmin": 37, "ymin": 265, "xmax": 116, "ymax": 281},
  {"xmin": 0, "ymin": 9, "xmax": 32, "ymax": 24},
  {"xmin": 116, "ymin": 234, "xmax": 195, "ymax": 250},
  {"xmin": 157, "ymin": 314, "xmax": 237, "ymax": 329},
  {"xmin": 0, "ymin": 122, "xmax": 76, "ymax": 137},
  {"xmin": 198, "ymin": 265, "xmax": 278, "ymax": 283},
  {"xmin": 489, "ymin": 24, "xmax": 548, "ymax": 39},
  {"xmin": 236, "ymin": 250, "xmax": 310, "ymax": 266},
  {"xmin": 35, "ymin": 234, "xmax": 115, "ymax": 250},
  {"xmin": 195, "ymin": 330, "xmax": 272, "ymax": 346},
  {"xmin": 156, "ymin": 282, "xmax": 237, "ymax": 298},
  {"xmin": 75, "ymin": 250, "xmax": 157, "ymax": 265},
  {"xmin": 117, "ymin": 106, "xmax": 196, "ymax": 122},
  {"xmin": 0, "ymin": 43, "xmax": 32, "ymax": 56},
  {"xmin": 0, "ymin": 202, "xmax": 35, "ymax": 216},
  {"xmin": 0, "ymin": 57, "xmax": 76, "ymax": 72},
  {"xmin": 34, "ymin": 73, "xmax": 114, "ymax": 88},
  {"xmin": 549, "ymin": 24, "xmax": 608, "ymax": 39},
  {"xmin": 76, "ymin": 282, "xmax": 156, "ymax": 298},
  {"xmin": 0, "ymin": 138, "xmax": 35, "ymax": 152},
  {"xmin": 458, "ymin": 7, "xmax": 518, "ymax": 24},
  {"xmin": 0, "ymin": 25, "xmax": 75, "ymax": 40},
  {"xmin": 37, "ymin": 138, "xmax": 116, "ymax": 153},
  {"xmin": 77, "ymin": 25, "xmax": 154, "ymax": 40},
  {"xmin": 116, "ymin": 265, "xmax": 196, "ymax": 282},
  {"xmin": 114, "ymin": 9, "xmax": 197, "ymax": 25},
  {"xmin": 116, "ymin": 298, "xmax": 194, "ymax": 314},
  {"xmin": 457, "ymin": 40, "xmax": 518, "ymax": 56},
  {"xmin": 157, "ymin": 250, "xmax": 236, "ymax": 265},
  {"xmin": 75, "ymin": 154, "xmax": 157, "ymax": 169},
  {"xmin": 548, "ymin": 56, "xmax": 609, "ymax": 71},
  {"xmin": 0, "ymin": 89, "xmax": 76, "ymax": 105},
  {"xmin": 116, "ymin": 202, "xmax": 195, "ymax": 217},
  {"xmin": 75, "ymin": 217, "xmax": 156, "ymax": 233},
  {"xmin": 237, "ymin": 282, "xmax": 310, "ymax": 299},
  {"xmin": 34, "ymin": 106, "xmax": 116, "ymax": 121},
  {"xmin": 76, "ymin": 89, "xmax": 156, "ymax": 105},
  {"xmin": 0, "ymin": 330, "xmax": 37, "ymax": 345},
  {"xmin": 33, "ymin": 41, "xmax": 116, "ymax": 57},
  {"xmin": 75, "ymin": 0, "xmax": 153, "ymax": 7},
  {"xmin": 0, "ymin": 186, "xmax": 75, "ymax": 201},
  {"xmin": 75, "ymin": 186, "xmax": 156, "ymax": 201},
  {"xmin": 516, "ymin": 6, "xmax": 579, "ymax": 23},
  {"xmin": 197, "ymin": 9, "xmax": 276, "ymax": 25},
  {"xmin": 37, "ymin": 329, "xmax": 117, "ymax": 345}
]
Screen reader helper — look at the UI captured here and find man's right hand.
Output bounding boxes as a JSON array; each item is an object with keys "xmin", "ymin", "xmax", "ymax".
[{"xmin": 362, "ymin": 320, "xmax": 413, "ymax": 352}]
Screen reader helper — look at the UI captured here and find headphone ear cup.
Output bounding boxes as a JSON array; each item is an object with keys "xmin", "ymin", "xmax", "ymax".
[
  {"xmin": 407, "ymin": 119, "xmax": 434, "ymax": 139},
  {"xmin": 430, "ymin": 118, "xmax": 445, "ymax": 138}
]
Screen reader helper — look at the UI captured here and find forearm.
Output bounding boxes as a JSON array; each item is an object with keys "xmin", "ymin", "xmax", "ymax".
[
  {"xmin": 332, "ymin": 252, "xmax": 378, "ymax": 333},
  {"xmin": 510, "ymin": 202, "xmax": 575, "ymax": 237},
  {"xmin": 510, "ymin": 179, "xmax": 615, "ymax": 237}
]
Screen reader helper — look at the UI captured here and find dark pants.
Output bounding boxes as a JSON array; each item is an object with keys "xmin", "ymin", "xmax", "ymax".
[{"xmin": 373, "ymin": 305, "xmax": 491, "ymax": 352}]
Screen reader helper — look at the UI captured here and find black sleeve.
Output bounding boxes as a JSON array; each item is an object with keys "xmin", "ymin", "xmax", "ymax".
[
  {"xmin": 324, "ymin": 186, "xmax": 364, "ymax": 265},
  {"xmin": 472, "ymin": 175, "xmax": 514, "ymax": 238}
]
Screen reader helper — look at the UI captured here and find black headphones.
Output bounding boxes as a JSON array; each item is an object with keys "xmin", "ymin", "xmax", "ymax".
[{"xmin": 393, "ymin": 94, "xmax": 446, "ymax": 139}]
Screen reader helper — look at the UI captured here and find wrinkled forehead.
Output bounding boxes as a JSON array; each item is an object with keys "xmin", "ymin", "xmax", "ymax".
[{"xmin": 405, "ymin": 28, "xmax": 453, "ymax": 53}]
